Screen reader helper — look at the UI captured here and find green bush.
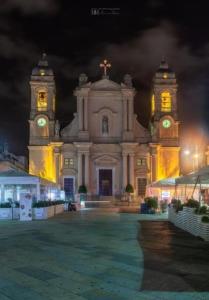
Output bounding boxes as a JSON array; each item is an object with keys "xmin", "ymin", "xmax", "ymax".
[
  {"xmin": 53, "ymin": 200, "xmax": 65, "ymax": 205},
  {"xmin": 202, "ymin": 215, "xmax": 209, "ymax": 223},
  {"xmin": 14, "ymin": 201, "xmax": 20, "ymax": 208},
  {"xmin": 196, "ymin": 205, "xmax": 208, "ymax": 215},
  {"xmin": 171, "ymin": 198, "xmax": 183, "ymax": 212},
  {"xmin": 125, "ymin": 184, "xmax": 134, "ymax": 193},
  {"xmin": 144, "ymin": 197, "xmax": 158, "ymax": 209},
  {"xmin": 33, "ymin": 201, "xmax": 53, "ymax": 208},
  {"xmin": 78, "ymin": 185, "xmax": 87, "ymax": 194},
  {"xmin": 185, "ymin": 199, "xmax": 200, "ymax": 209},
  {"xmin": 171, "ymin": 198, "xmax": 181, "ymax": 206},
  {"xmin": 0, "ymin": 202, "xmax": 11, "ymax": 208}
]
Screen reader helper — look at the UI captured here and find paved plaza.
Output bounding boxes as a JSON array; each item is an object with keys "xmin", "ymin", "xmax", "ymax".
[{"xmin": 0, "ymin": 210, "xmax": 209, "ymax": 300}]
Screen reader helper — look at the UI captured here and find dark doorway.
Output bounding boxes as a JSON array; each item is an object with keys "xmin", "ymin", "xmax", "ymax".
[
  {"xmin": 99, "ymin": 169, "xmax": 112, "ymax": 196},
  {"xmin": 64, "ymin": 177, "xmax": 74, "ymax": 200}
]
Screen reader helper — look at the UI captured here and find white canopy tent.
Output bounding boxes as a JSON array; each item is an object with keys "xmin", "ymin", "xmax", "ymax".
[
  {"xmin": 0, "ymin": 169, "xmax": 61, "ymax": 203},
  {"xmin": 147, "ymin": 166, "xmax": 209, "ymax": 203}
]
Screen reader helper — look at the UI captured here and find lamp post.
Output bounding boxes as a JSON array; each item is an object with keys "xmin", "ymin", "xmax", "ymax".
[{"xmin": 183, "ymin": 147, "xmax": 200, "ymax": 172}]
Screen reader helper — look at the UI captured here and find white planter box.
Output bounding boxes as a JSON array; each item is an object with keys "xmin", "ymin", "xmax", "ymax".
[
  {"xmin": 0, "ymin": 208, "xmax": 12, "ymax": 220},
  {"xmin": 54, "ymin": 204, "xmax": 64, "ymax": 215},
  {"xmin": 33, "ymin": 206, "xmax": 55, "ymax": 220},
  {"xmin": 168, "ymin": 206, "xmax": 209, "ymax": 241},
  {"xmin": 0, "ymin": 208, "xmax": 20, "ymax": 220}
]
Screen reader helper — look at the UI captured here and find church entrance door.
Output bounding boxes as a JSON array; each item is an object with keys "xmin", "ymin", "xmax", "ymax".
[
  {"xmin": 64, "ymin": 177, "xmax": 74, "ymax": 201},
  {"xmin": 99, "ymin": 169, "xmax": 112, "ymax": 196}
]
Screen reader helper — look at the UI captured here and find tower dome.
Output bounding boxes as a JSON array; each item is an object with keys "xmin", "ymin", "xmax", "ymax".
[
  {"xmin": 31, "ymin": 53, "xmax": 54, "ymax": 77},
  {"xmin": 154, "ymin": 58, "xmax": 176, "ymax": 81}
]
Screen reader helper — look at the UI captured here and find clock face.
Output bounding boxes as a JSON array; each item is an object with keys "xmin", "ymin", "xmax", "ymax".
[
  {"xmin": 162, "ymin": 119, "xmax": 171, "ymax": 128},
  {"xmin": 37, "ymin": 117, "xmax": 47, "ymax": 127}
]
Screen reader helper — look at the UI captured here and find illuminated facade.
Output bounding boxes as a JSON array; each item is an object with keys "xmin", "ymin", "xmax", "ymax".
[{"xmin": 28, "ymin": 55, "xmax": 180, "ymax": 200}]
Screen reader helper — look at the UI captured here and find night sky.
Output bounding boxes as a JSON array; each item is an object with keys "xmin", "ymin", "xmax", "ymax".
[{"xmin": 1, "ymin": 0, "xmax": 209, "ymax": 156}]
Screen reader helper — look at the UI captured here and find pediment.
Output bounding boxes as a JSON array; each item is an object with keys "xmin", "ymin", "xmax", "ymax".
[
  {"xmin": 91, "ymin": 78, "xmax": 121, "ymax": 91},
  {"xmin": 94, "ymin": 154, "xmax": 119, "ymax": 165}
]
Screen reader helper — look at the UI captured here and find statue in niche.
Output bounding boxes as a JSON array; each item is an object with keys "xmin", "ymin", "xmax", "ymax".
[
  {"xmin": 79, "ymin": 73, "xmax": 88, "ymax": 86},
  {"xmin": 124, "ymin": 74, "xmax": 133, "ymax": 87},
  {"xmin": 55, "ymin": 120, "xmax": 60, "ymax": 137},
  {"xmin": 102, "ymin": 116, "xmax": 109, "ymax": 134}
]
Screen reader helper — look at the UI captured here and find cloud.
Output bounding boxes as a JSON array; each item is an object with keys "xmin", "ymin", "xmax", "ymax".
[
  {"xmin": 94, "ymin": 22, "xmax": 209, "ymax": 82},
  {"xmin": 0, "ymin": 0, "xmax": 59, "ymax": 15},
  {"xmin": 0, "ymin": 34, "xmax": 39, "ymax": 61}
]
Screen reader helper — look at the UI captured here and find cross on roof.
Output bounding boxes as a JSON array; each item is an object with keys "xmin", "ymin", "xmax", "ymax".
[{"xmin": 99, "ymin": 59, "xmax": 111, "ymax": 76}]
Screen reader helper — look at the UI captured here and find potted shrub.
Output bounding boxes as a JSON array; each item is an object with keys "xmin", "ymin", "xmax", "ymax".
[
  {"xmin": 144, "ymin": 197, "xmax": 158, "ymax": 214},
  {"xmin": 125, "ymin": 183, "xmax": 134, "ymax": 194},
  {"xmin": 78, "ymin": 185, "xmax": 87, "ymax": 203},
  {"xmin": 78, "ymin": 185, "xmax": 87, "ymax": 194},
  {"xmin": 125, "ymin": 184, "xmax": 134, "ymax": 203},
  {"xmin": 196, "ymin": 205, "xmax": 208, "ymax": 215},
  {"xmin": 185, "ymin": 199, "xmax": 200, "ymax": 209},
  {"xmin": 202, "ymin": 215, "xmax": 209, "ymax": 223},
  {"xmin": 171, "ymin": 199, "xmax": 183, "ymax": 212}
]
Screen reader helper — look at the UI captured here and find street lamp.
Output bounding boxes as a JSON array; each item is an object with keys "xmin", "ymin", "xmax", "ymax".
[
  {"xmin": 183, "ymin": 148, "xmax": 200, "ymax": 172},
  {"xmin": 184, "ymin": 150, "xmax": 190, "ymax": 156}
]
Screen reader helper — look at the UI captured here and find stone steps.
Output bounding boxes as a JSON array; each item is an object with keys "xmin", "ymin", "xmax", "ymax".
[
  {"xmin": 84, "ymin": 201, "xmax": 113, "ymax": 208},
  {"xmin": 84, "ymin": 195, "xmax": 140, "ymax": 209}
]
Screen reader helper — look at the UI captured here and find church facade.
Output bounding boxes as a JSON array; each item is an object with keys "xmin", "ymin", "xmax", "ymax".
[{"xmin": 28, "ymin": 55, "xmax": 180, "ymax": 200}]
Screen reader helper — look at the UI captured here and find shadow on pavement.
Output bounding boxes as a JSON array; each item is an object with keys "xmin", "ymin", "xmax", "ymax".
[{"xmin": 138, "ymin": 221, "xmax": 209, "ymax": 291}]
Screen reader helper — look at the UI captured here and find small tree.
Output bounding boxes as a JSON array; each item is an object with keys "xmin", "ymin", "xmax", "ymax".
[
  {"xmin": 144, "ymin": 197, "xmax": 158, "ymax": 210},
  {"xmin": 78, "ymin": 185, "xmax": 87, "ymax": 194},
  {"xmin": 125, "ymin": 184, "xmax": 134, "ymax": 193}
]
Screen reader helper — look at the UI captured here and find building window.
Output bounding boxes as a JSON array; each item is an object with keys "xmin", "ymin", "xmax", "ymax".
[
  {"xmin": 137, "ymin": 158, "xmax": 146, "ymax": 166},
  {"xmin": 137, "ymin": 178, "xmax": 147, "ymax": 196},
  {"xmin": 151, "ymin": 94, "xmax": 155, "ymax": 115},
  {"xmin": 37, "ymin": 91, "xmax": 47, "ymax": 111},
  {"xmin": 161, "ymin": 91, "xmax": 171, "ymax": 112},
  {"xmin": 64, "ymin": 158, "xmax": 74, "ymax": 168},
  {"xmin": 102, "ymin": 116, "xmax": 109, "ymax": 134}
]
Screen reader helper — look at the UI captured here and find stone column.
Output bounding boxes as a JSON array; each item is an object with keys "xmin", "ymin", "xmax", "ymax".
[
  {"xmin": 128, "ymin": 99, "xmax": 133, "ymax": 131},
  {"xmin": 54, "ymin": 147, "xmax": 60, "ymax": 185},
  {"xmin": 122, "ymin": 153, "xmax": 127, "ymax": 190},
  {"xmin": 84, "ymin": 97, "xmax": 88, "ymax": 131},
  {"xmin": 85, "ymin": 153, "xmax": 89, "ymax": 190},
  {"xmin": 123, "ymin": 99, "xmax": 127, "ymax": 131},
  {"xmin": 77, "ymin": 152, "xmax": 82, "ymax": 188},
  {"xmin": 129, "ymin": 153, "xmax": 135, "ymax": 187},
  {"xmin": 78, "ymin": 97, "xmax": 83, "ymax": 131}
]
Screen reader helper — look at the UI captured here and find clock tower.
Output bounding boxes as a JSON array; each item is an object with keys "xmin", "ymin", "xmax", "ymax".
[
  {"xmin": 150, "ymin": 59, "xmax": 180, "ymax": 181},
  {"xmin": 28, "ymin": 54, "xmax": 57, "ymax": 182},
  {"xmin": 29, "ymin": 53, "xmax": 56, "ymax": 143}
]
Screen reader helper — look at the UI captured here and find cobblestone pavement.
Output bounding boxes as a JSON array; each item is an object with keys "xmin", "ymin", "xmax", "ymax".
[
  {"xmin": 0, "ymin": 210, "xmax": 208, "ymax": 300},
  {"xmin": 139, "ymin": 220, "xmax": 209, "ymax": 296}
]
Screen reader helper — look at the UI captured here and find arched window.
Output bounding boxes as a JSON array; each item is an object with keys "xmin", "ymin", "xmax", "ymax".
[
  {"xmin": 37, "ymin": 91, "xmax": 47, "ymax": 111},
  {"xmin": 151, "ymin": 94, "xmax": 155, "ymax": 115},
  {"xmin": 161, "ymin": 91, "xmax": 171, "ymax": 112},
  {"xmin": 102, "ymin": 116, "xmax": 109, "ymax": 134}
]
